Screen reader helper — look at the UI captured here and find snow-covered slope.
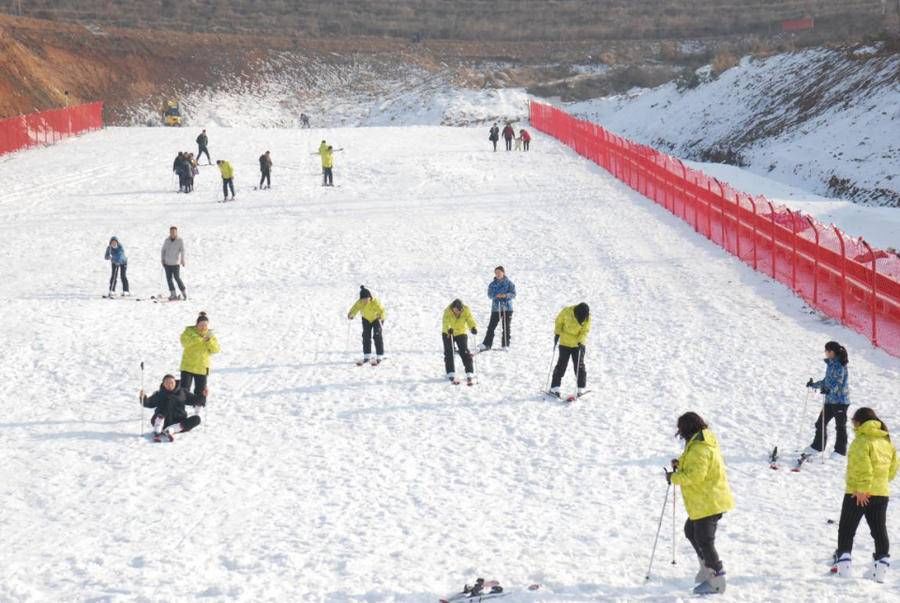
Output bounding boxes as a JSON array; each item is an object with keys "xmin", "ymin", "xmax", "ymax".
[
  {"xmin": 0, "ymin": 126, "xmax": 897, "ymax": 601},
  {"xmin": 567, "ymin": 46, "xmax": 900, "ymax": 207}
]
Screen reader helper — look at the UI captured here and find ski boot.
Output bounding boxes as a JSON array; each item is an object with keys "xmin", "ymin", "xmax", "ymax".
[
  {"xmin": 868, "ymin": 556, "xmax": 890, "ymax": 583},
  {"xmin": 831, "ymin": 552, "xmax": 852, "ymax": 577},
  {"xmin": 693, "ymin": 569, "xmax": 726, "ymax": 594}
]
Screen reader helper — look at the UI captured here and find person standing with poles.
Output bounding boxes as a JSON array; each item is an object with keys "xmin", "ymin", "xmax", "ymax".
[
  {"xmin": 488, "ymin": 123, "xmax": 500, "ymax": 152},
  {"xmin": 140, "ymin": 373, "xmax": 207, "ymax": 442},
  {"xmin": 668, "ymin": 411, "xmax": 735, "ymax": 595},
  {"xmin": 216, "ymin": 159, "xmax": 235, "ymax": 201},
  {"xmin": 161, "ymin": 225, "xmax": 186, "ymax": 301},
  {"xmin": 548, "ymin": 303, "xmax": 590, "ymax": 399},
  {"xmin": 258, "ymin": 151, "xmax": 272, "ymax": 190},
  {"xmin": 103, "ymin": 236, "xmax": 129, "ymax": 298},
  {"xmin": 477, "ymin": 266, "xmax": 515, "ymax": 352},
  {"xmin": 347, "ymin": 285, "xmax": 386, "ymax": 366},
  {"xmin": 196, "ymin": 129, "xmax": 211, "ymax": 165},
  {"xmin": 180, "ymin": 311, "xmax": 220, "ymax": 404},
  {"xmin": 830, "ymin": 406, "xmax": 897, "ymax": 581},
  {"xmin": 805, "ymin": 341, "xmax": 850, "ymax": 458},
  {"xmin": 442, "ymin": 299, "xmax": 478, "ymax": 385}
]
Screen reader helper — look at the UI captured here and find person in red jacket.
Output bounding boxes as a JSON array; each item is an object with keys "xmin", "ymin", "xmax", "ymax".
[
  {"xmin": 502, "ymin": 123, "xmax": 515, "ymax": 151},
  {"xmin": 520, "ymin": 129, "xmax": 532, "ymax": 151}
]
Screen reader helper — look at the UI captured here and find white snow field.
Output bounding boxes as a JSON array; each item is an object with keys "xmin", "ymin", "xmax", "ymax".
[{"xmin": 0, "ymin": 125, "xmax": 898, "ymax": 602}]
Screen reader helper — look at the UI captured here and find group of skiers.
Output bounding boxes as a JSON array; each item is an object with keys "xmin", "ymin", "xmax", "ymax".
[
  {"xmin": 488, "ymin": 122, "xmax": 531, "ymax": 152},
  {"xmin": 173, "ymin": 151, "xmax": 199, "ymax": 193},
  {"xmin": 103, "ymin": 226, "xmax": 188, "ymax": 301}
]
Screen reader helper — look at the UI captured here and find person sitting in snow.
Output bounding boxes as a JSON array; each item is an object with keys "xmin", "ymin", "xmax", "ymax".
[{"xmin": 140, "ymin": 373, "xmax": 206, "ymax": 442}]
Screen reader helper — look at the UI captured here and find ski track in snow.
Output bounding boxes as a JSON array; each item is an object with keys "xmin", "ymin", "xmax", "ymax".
[{"xmin": 0, "ymin": 126, "xmax": 897, "ymax": 601}]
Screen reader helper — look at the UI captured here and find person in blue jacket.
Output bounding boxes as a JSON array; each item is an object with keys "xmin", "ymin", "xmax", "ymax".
[
  {"xmin": 477, "ymin": 266, "xmax": 516, "ymax": 352},
  {"xmin": 104, "ymin": 236, "xmax": 129, "ymax": 297},
  {"xmin": 806, "ymin": 340, "xmax": 850, "ymax": 456}
]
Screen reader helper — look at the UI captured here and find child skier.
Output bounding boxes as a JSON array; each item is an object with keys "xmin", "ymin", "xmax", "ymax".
[
  {"xmin": 668, "ymin": 412, "xmax": 735, "ymax": 595},
  {"xmin": 347, "ymin": 285, "xmax": 387, "ymax": 366},
  {"xmin": 103, "ymin": 236, "xmax": 129, "ymax": 297},
  {"xmin": 140, "ymin": 373, "xmax": 206, "ymax": 442},
  {"xmin": 477, "ymin": 266, "xmax": 515, "ymax": 352},
  {"xmin": 549, "ymin": 303, "xmax": 590, "ymax": 398},
  {"xmin": 831, "ymin": 407, "xmax": 897, "ymax": 581},
  {"xmin": 520, "ymin": 129, "xmax": 531, "ymax": 151},
  {"xmin": 442, "ymin": 299, "xmax": 478, "ymax": 385},
  {"xmin": 180, "ymin": 311, "xmax": 220, "ymax": 403},
  {"xmin": 806, "ymin": 341, "xmax": 850, "ymax": 457}
]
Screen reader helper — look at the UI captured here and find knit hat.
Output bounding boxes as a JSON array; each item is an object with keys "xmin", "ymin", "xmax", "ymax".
[
  {"xmin": 574, "ymin": 302, "xmax": 590, "ymax": 324},
  {"xmin": 359, "ymin": 286, "xmax": 372, "ymax": 299},
  {"xmin": 450, "ymin": 298, "xmax": 463, "ymax": 311}
]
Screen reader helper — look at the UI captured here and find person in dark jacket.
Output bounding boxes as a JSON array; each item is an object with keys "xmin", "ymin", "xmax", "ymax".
[
  {"xmin": 104, "ymin": 236, "xmax": 129, "ymax": 297},
  {"xmin": 196, "ymin": 129, "xmax": 211, "ymax": 164},
  {"xmin": 477, "ymin": 266, "xmax": 515, "ymax": 352},
  {"xmin": 488, "ymin": 123, "xmax": 500, "ymax": 152},
  {"xmin": 173, "ymin": 152, "xmax": 186, "ymax": 192},
  {"xmin": 259, "ymin": 151, "xmax": 272, "ymax": 189},
  {"xmin": 502, "ymin": 123, "xmax": 515, "ymax": 151},
  {"xmin": 806, "ymin": 341, "xmax": 851, "ymax": 457},
  {"xmin": 140, "ymin": 374, "xmax": 206, "ymax": 442}
]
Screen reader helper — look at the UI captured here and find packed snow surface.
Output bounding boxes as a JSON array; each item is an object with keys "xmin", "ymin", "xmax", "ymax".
[{"xmin": 0, "ymin": 126, "xmax": 898, "ymax": 601}]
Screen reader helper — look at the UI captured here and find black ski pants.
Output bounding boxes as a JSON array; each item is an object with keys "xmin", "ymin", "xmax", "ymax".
[
  {"xmin": 361, "ymin": 318, "xmax": 384, "ymax": 356},
  {"xmin": 524, "ymin": 140, "xmax": 530, "ymax": 151},
  {"xmin": 482, "ymin": 310, "xmax": 512, "ymax": 349},
  {"xmin": 109, "ymin": 263, "xmax": 129, "ymax": 293},
  {"xmin": 323, "ymin": 167, "xmax": 333, "ymax": 186},
  {"xmin": 504, "ymin": 137, "xmax": 513, "ymax": 151},
  {"xmin": 811, "ymin": 403, "xmax": 848, "ymax": 455},
  {"xmin": 551, "ymin": 344, "xmax": 586, "ymax": 389},
  {"xmin": 222, "ymin": 178, "xmax": 235, "ymax": 199},
  {"xmin": 442, "ymin": 333, "xmax": 474, "ymax": 374},
  {"xmin": 685, "ymin": 514, "xmax": 723, "ymax": 572},
  {"xmin": 155, "ymin": 413, "xmax": 201, "ymax": 432},
  {"xmin": 837, "ymin": 493, "xmax": 890, "ymax": 559},
  {"xmin": 164, "ymin": 264, "xmax": 185, "ymax": 294},
  {"xmin": 198, "ymin": 146, "xmax": 210, "ymax": 164},
  {"xmin": 260, "ymin": 169, "xmax": 271, "ymax": 189},
  {"xmin": 491, "ymin": 140, "xmax": 498, "ymax": 151},
  {"xmin": 181, "ymin": 370, "xmax": 208, "ymax": 403}
]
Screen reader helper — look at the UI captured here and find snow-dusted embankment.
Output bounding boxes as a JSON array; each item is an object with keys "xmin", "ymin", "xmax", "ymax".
[{"xmin": 0, "ymin": 126, "xmax": 897, "ymax": 601}]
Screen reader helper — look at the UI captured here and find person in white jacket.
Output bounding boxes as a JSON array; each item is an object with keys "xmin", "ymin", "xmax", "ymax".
[{"xmin": 161, "ymin": 226, "xmax": 186, "ymax": 301}]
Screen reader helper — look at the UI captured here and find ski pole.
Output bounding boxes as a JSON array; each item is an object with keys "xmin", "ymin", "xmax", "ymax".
[
  {"xmin": 671, "ymin": 486, "xmax": 677, "ymax": 566},
  {"xmin": 574, "ymin": 345, "xmax": 584, "ymax": 394},
  {"xmin": 821, "ymin": 395, "xmax": 826, "ymax": 464},
  {"xmin": 470, "ymin": 331, "xmax": 477, "ymax": 376},
  {"xmin": 797, "ymin": 387, "xmax": 812, "ymax": 452},
  {"xmin": 345, "ymin": 315, "xmax": 353, "ymax": 355},
  {"xmin": 139, "ymin": 361, "xmax": 145, "ymax": 437},
  {"xmin": 545, "ymin": 339, "xmax": 557, "ymax": 391},
  {"xmin": 645, "ymin": 470, "xmax": 671, "ymax": 581}
]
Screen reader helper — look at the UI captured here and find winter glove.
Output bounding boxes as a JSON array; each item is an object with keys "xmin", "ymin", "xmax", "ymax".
[
  {"xmin": 671, "ymin": 458, "xmax": 679, "ymax": 470},
  {"xmin": 806, "ymin": 378, "xmax": 815, "ymax": 388},
  {"xmin": 665, "ymin": 469, "xmax": 673, "ymax": 485},
  {"xmin": 820, "ymin": 387, "xmax": 830, "ymax": 395},
  {"xmin": 447, "ymin": 329, "xmax": 454, "ymax": 336},
  {"xmin": 554, "ymin": 334, "xmax": 560, "ymax": 345},
  {"xmin": 471, "ymin": 327, "xmax": 478, "ymax": 335}
]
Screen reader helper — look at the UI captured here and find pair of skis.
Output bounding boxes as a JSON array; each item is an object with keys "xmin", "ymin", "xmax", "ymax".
[
  {"xmin": 769, "ymin": 446, "xmax": 814, "ymax": 472},
  {"xmin": 355, "ymin": 358, "xmax": 383, "ymax": 367},
  {"xmin": 440, "ymin": 580, "xmax": 539, "ymax": 602},
  {"xmin": 542, "ymin": 390, "xmax": 591, "ymax": 403}
]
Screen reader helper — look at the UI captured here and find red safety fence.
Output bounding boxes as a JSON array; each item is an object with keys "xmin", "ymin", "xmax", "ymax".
[
  {"xmin": 0, "ymin": 102, "xmax": 104, "ymax": 156},
  {"xmin": 530, "ymin": 101, "xmax": 900, "ymax": 358}
]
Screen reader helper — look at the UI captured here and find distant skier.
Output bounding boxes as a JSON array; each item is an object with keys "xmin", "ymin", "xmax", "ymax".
[
  {"xmin": 196, "ymin": 129, "xmax": 211, "ymax": 164},
  {"xmin": 216, "ymin": 159, "xmax": 235, "ymax": 201},
  {"xmin": 173, "ymin": 152, "xmax": 190, "ymax": 192},
  {"xmin": 180, "ymin": 311, "xmax": 220, "ymax": 403},
  {"xmin": 442, "ymin": 299, "xmax": 478, "ymax": 385},
  {"xmin": 103, "ymin": 236, "xmax": 129, "ymax": 297},
  {"xmin": 299, "ymin": 113, "xmax": 310, "ymax": 128},
  {"xmin": 488, "ymin": 123, "xmax": 499, "ymax": 152},
  {"xmin": 549, "ymin": 303, "xmax": 590, "ymax": 398},
  {"xmin": 805, "ymin": 341, "xmax": 850, "ymax": 457},
  {"xmin": 347, "ymin": 286, "xmax": 387, "ymax": 366},
  {"xmin": 316, "ymin": 144, "xmax": 340, "ymax": 187},
  {"xmin": 668, "ymin": 411, "xmax": 735, "ymax": 595},
  {"xmin": 831, "ymin": 406, "xmax": 897, "ymax": 581},
  {"xmin": 520, "ymin": 129, "xmax": 531, "ymax": 151},
  {"xmin": 477, "ymin": 266, "xmax": 515, "ymax": 352},
  {"xmin": 502, "ymin": 123, "xmax": 515, "ymax": 151},
  {"xmin": 140, "ymin": 373, "xmax": 206, "ymax": 442},
  {"xmin": 161, "ymin": 225, "xmax": 186, "ymax": 301},
  {"xmin": 259, "ymin": 151, "xmax": 272, "ymax": 189}
]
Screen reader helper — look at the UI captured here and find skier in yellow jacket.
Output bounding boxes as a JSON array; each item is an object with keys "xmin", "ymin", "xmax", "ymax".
[
  {"xmin": 347, "ymin": 285, "xmax": 387, "ymax": 366},
  {"xmin": 216, "ymin": 159, "xmax": 235, "ymax": 201},
  {"xmin": 314, "ymin": 141, "xmax": 341, "ymax": 187},
  {"xmin": 180, "ymin": 311, "xmax": 221, "ymax": 402},
  {"xmin": 831, "ymin": 407, "xmax": 898, "ymax": 581},
  {"xmin": 668, "ymin": 412, "xmax": 735, "ymax": 595},
  {"xmin": 549, "ymin": 303, "xmax": 590, "ymax": 398},
  {"xmin": 442, "ymin": 299, "xmax": 478, "ymax": 385}
]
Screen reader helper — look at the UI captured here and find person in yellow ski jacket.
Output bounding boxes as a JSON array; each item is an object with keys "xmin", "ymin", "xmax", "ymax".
[
  {"xmin": 315, "ymin": 141, "xmax": 338, "ymax": 187},
  {"xmin": 216, "ymin": 159, "xmax": 235, "ymax": 201},
  {"xmin": 180, "ymin": 311, "xmax": 220, "ymax": 402},
  {"xmin": 832, "ymin": 407, "xmax": 898, "ymax": 581},
  {"xmin": 549, "ymin": 303, "xmax": 590, "ymax": 398},
  {"xmin": 442, "ymin": 299, "xmax": 477, "ymax": 384},
  {"xmin": 348, "ymin": 285, "xmax": 387, "ymax": 365},
  {"xmin": 669, "ymin": 411, "xmax": 734, "ymax": 595}
]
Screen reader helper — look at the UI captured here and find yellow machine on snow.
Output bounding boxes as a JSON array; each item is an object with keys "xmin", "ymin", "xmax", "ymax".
[{"xmin": 161, "ymin": 100, "xmax": 182, "ymax": 127}]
